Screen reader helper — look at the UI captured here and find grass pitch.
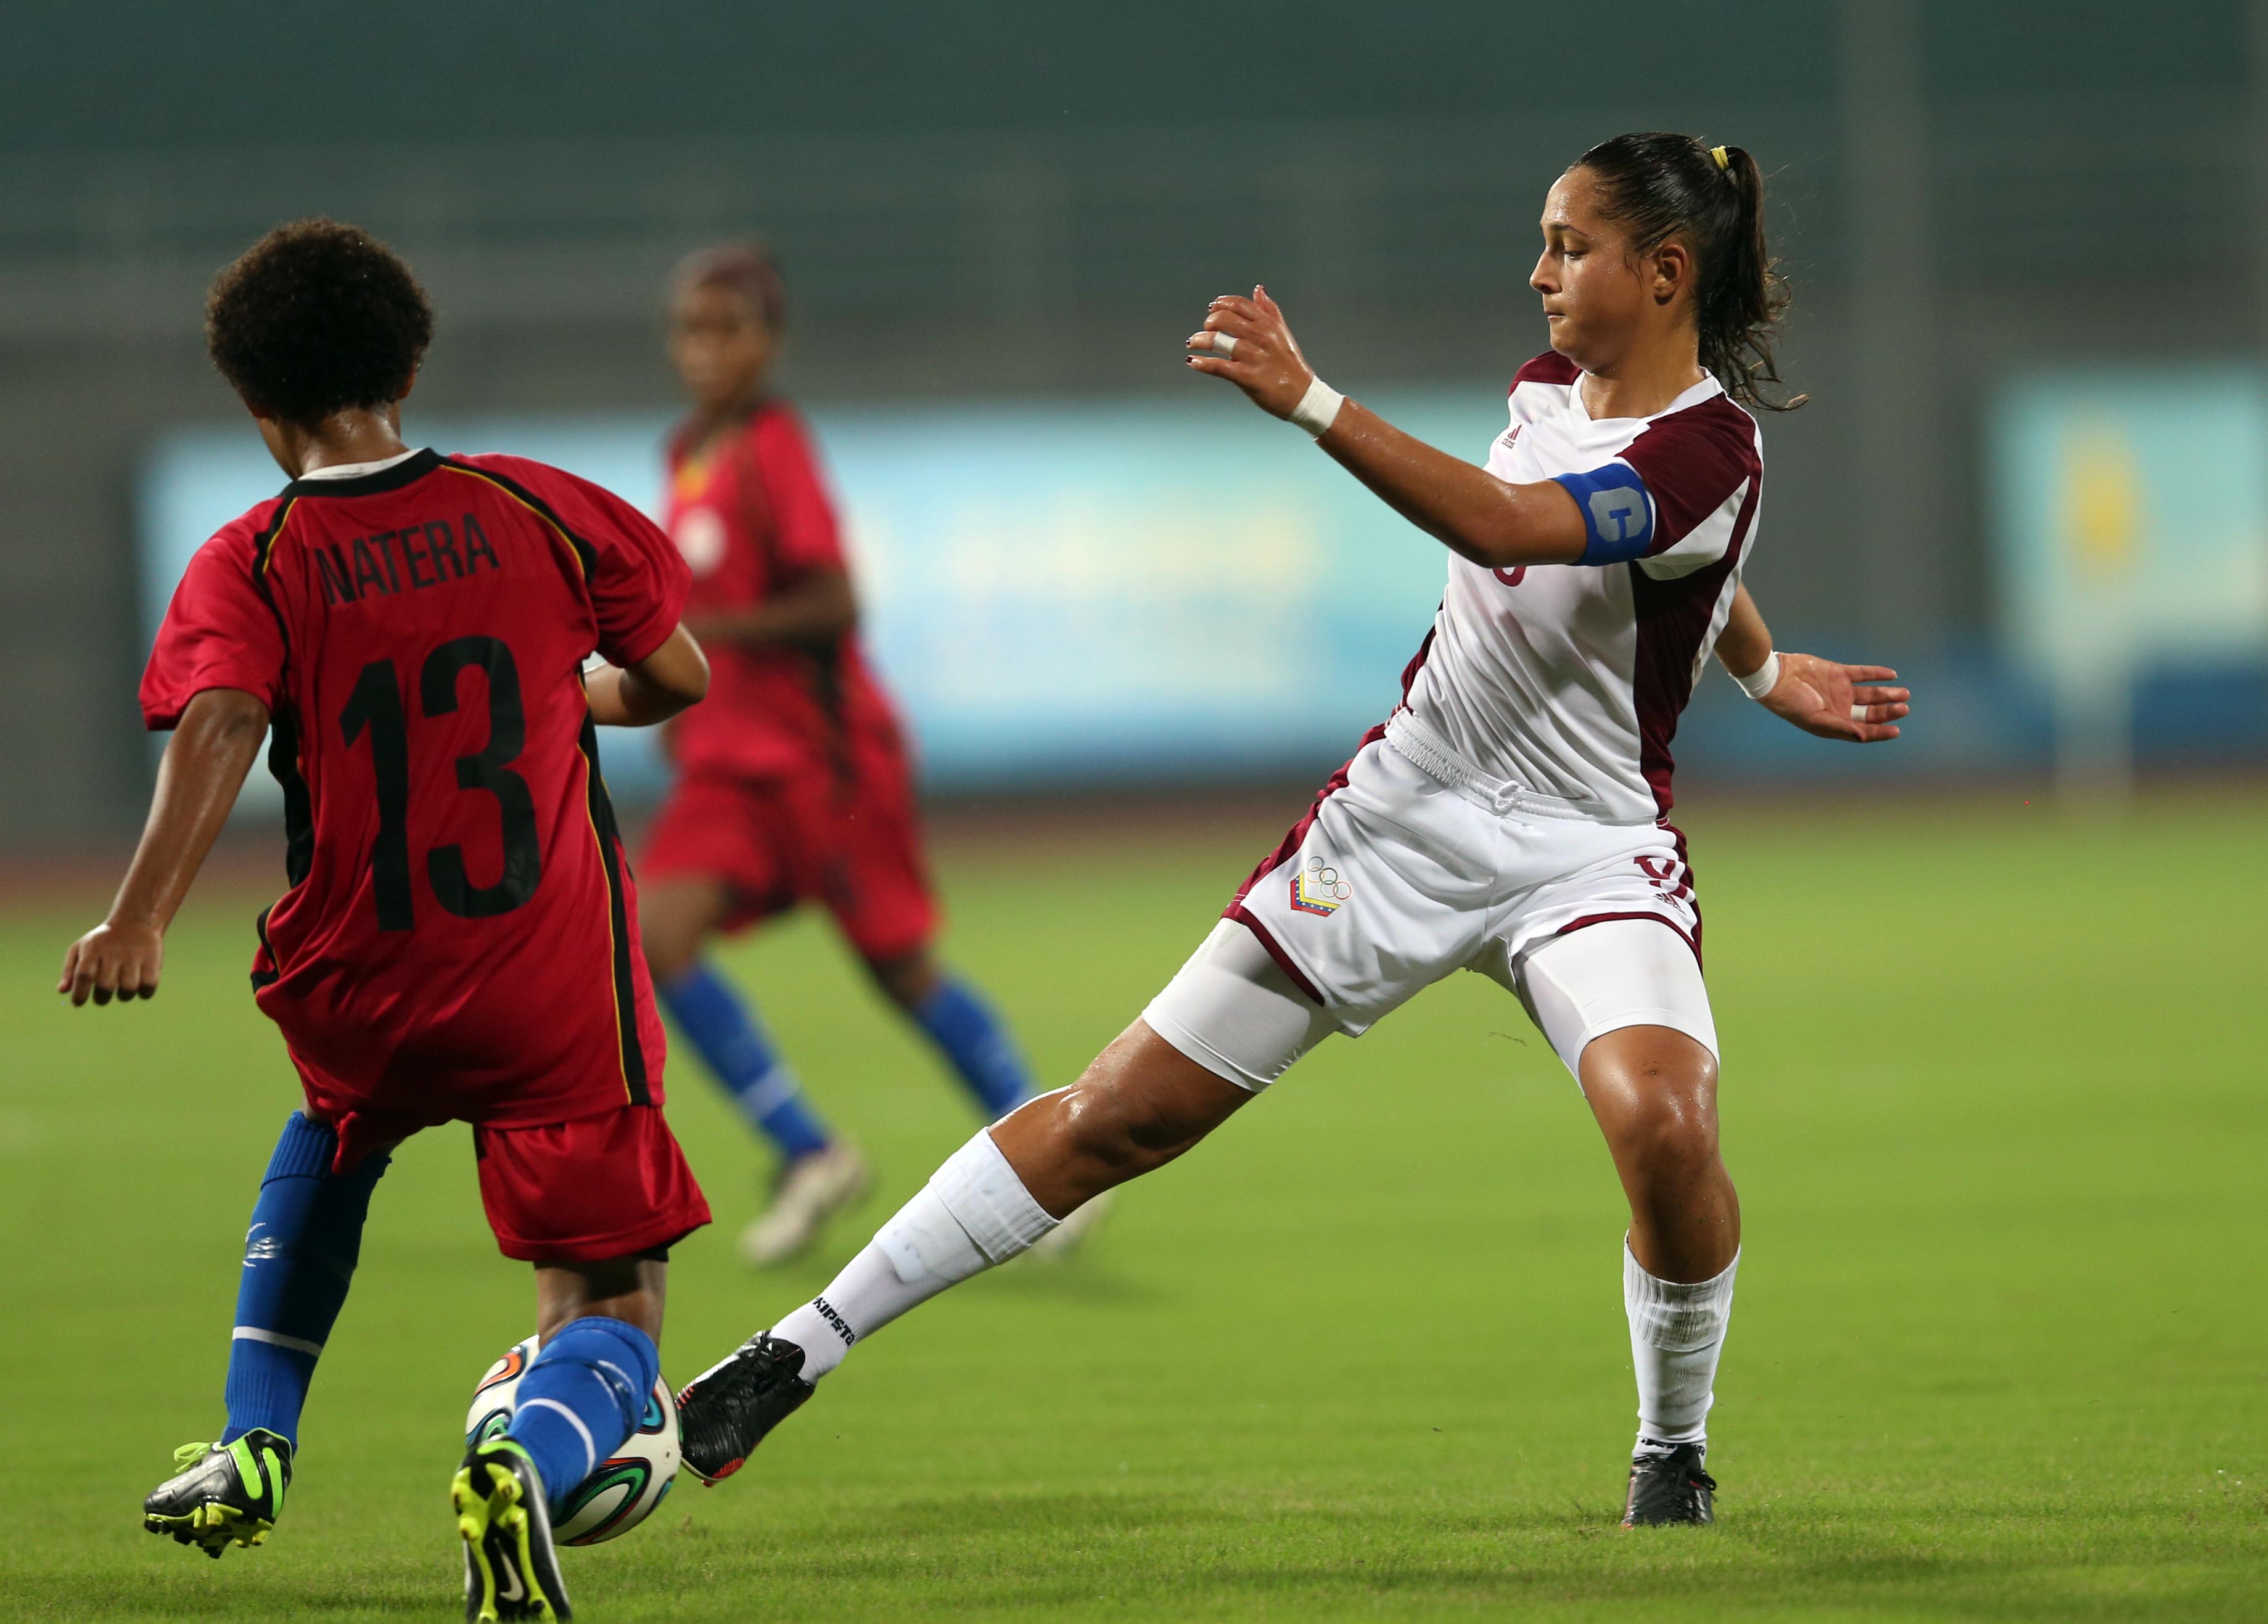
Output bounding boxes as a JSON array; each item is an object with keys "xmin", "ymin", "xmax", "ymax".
[{"xmin": 1, "ymin": 787, "xmax": 2262, "ymax": 1621}]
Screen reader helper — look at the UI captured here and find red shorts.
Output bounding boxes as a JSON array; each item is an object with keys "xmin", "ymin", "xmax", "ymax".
[
  {"xmin": 472, "ymin": 1105, "xmax": 712, "ymax": 1263},
  {"xmin": 639, "ymin": 742, "xmax": 938, "ymax": 962}
]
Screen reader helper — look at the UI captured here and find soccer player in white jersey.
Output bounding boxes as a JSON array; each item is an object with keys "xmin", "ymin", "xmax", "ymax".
[{"xmin": 675, "ymin": 131, "xmax": 1912, "ymax": 1528}]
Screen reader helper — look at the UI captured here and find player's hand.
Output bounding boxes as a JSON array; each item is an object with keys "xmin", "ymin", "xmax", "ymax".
[
  {"xmin": 1185, "ymin": 286, "xmax": 1314, "ymax": 419},
  {"xmin": 57, "ymin": 919, "xmax": 165, "ymax": 1006},
  {"xmin": 1760, "ymin": 654, "xmax": 1909, "ymax": 744}
]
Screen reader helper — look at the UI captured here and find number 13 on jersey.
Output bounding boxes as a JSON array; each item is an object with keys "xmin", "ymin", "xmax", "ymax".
[{"xmin": 337, "ymin": 634, "xmax": 541, "ymax": 931}]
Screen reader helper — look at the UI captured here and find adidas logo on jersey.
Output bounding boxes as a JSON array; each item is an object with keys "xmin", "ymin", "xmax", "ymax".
[{"xmin": 1291, "ymin": 856, "xmax": 1350, "ymax": 917}]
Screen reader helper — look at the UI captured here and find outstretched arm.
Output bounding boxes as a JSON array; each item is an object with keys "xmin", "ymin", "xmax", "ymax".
[
  {"xmin": 585, "ymin": 623, "xmax": 711, "ymax": 728},
  {"xmin": 1186, "ymin": 288, "xmax": 1587, "ymax": 570},
  {"xmin": 59, "ymin": 686, "xmax": 268, "ymax": 1006},
  {"xmin": 1715, "ymin": 582, "xmax": 1909, "ymax": 744}
]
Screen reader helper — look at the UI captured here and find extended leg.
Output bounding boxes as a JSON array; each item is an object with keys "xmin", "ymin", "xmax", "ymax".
[
  {"xmin": 675, "ymin": 1022, "xmax": 1254, "ymax": 1482},
  {"xmin": 776, "ymin": 1022, "xmax": 1247, "ymax": 1375},
  {"xmin": 675, "ymin": 920, "xmax": 1333, "ymax": 1483}
]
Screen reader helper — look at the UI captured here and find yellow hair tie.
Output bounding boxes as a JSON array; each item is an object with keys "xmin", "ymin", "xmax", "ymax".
[{"xmin": 1709, "ymin": 145, "xmax": 1731, "ymax": 172}]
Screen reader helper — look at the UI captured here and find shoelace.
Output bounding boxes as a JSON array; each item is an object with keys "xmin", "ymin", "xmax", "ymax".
[{"xmin": 171, "ymin": 1442, "xmax": 214, "ymax": 1472}]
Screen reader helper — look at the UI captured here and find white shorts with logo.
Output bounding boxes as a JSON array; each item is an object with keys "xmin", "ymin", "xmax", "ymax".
[{"xmin": 1143, "ymin": 715, "xmax": 1717, "ymax": 1090}]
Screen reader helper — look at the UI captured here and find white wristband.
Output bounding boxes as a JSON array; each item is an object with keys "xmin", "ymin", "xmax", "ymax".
[
  {"xmin": 1289, "ymin": 375, "xmax": 1344, "ymax": 438},
  {"xmin": 1732, "ymin": 650, "xmax": 1780, "ymax": 700}
]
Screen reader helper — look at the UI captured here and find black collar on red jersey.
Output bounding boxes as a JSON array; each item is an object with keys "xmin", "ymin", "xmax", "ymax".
[{"xmin": 281, "ymin": 447, "xmax": 443, "ymax": 499}]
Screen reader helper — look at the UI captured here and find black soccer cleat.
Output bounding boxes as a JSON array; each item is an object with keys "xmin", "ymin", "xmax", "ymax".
[
  {"xmin": 453, "ymin": 1439, "xmax": 571, "ymax": 1622},
  {"xmin": 1621, "ymin": 1441, "xmax": 1717, "ymax": 1527},
  {"xmin": 143, "ymin": 1430, "xmax": 292, "ymax": 1558},
  {"xmin": 674, "ymin": 1333, "xmax": 815, "ymax": 1485}
]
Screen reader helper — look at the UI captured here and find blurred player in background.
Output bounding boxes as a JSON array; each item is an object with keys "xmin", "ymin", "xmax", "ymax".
[
  {"xmin": 673, "ymin": 134, "xmax": 1912, "ymax": 1528},
  {"xmin": 639, "ymin": 240, "xmax": 1058, "ymax": 1266},
  {"xmin": 64, "ymin": 219, "xmax": 710, "ymax": 1620}
]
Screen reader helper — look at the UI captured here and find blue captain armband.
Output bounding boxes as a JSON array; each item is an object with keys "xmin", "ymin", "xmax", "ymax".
[{"xmin": 1550, "ymin": 462, "xmax": 1655, "ymax": 564}]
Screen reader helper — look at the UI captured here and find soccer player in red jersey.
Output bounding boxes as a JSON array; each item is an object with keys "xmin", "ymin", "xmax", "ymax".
[
  {"xmin": 60, "ymin": 220, "xmax": 709, "ymax": 1620},
  {"xmin": 637, "ymin": 241, "xmax": 1050, "ymax": 1265}
]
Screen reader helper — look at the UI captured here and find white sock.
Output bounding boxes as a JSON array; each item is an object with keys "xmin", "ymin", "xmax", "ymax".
[
  {"xmin": 1623, "ymin": 1240, "xmax": 1739, "ymax": 1452},
  {"xmin": 770, "ymin": 1128, "xmax": 1058, "ymax": 1382}
]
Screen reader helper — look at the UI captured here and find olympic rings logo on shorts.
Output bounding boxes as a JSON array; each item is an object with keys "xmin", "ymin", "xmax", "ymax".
[{"xmin": 1291, "ymin": 855, "xmax": 1352, "ymax": 916}]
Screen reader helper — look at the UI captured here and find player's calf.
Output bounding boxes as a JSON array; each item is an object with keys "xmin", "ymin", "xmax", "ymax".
[
  {"xmin": 501, "ymin": 1314, "xmax": 660, "ymax": 1517},
  {"xmin": 142, "ymin": 1431, "xmax": 292, "ymax": 1558},
  {"xmin": 996, "ymin": 1022, "xmax": 1251, "ymax": 1215}
]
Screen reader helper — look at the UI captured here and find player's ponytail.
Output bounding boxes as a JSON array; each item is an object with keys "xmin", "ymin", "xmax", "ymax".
[{"xmin": 1572, "ymin": 132, "xmax": 1804, "ymax": 412}]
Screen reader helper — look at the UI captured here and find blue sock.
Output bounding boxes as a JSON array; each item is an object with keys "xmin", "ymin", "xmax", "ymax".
[
  {"xmin": 503, "ymin": 1316, "xmax": 659, "ymax": 1514},
  {"xmin": 911, "ymin": 974, "xmax": 1035, "ymax": 1120},
  {"xmin": 221, "ymin": 1113, "xmax": 388, "ymax": 1448},
  {"xmin": 660, "ymin": 962, "xmax": 832, "ymax": 1161}
]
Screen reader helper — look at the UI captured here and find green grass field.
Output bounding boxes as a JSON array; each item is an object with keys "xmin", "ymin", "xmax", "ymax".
[{"xmin": 2, "ymin": 790, "xmax": 2262, "ymax": 1622}]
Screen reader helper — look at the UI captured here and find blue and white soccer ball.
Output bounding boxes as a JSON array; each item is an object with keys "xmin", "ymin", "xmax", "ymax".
[{"xmin": 464, "ymin": 1335, "xmax": 680, "ymax": 1545}]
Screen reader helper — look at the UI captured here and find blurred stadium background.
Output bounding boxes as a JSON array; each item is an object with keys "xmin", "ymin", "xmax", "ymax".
[
  {"xmin": 5, "ymin": 0, "xmax": 2267, "ymax": 834},
  {"xmin": 6, "ymin": 5, "xmax": 2267, "ymax": 1620}
]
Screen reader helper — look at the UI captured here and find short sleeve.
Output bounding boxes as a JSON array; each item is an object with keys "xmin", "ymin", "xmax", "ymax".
[
  {"xmin": 744, "ymin": 409, "xmax": 847, "ymax": 577},
  {"xmin": 570, "ymin": 478, "xmax": 692, "ymax": 666},
  {"xmin": 140, "ymin": 530, "xmax": 286, "ymax": 731},
  {"xmin": 1617, "ymin": 403, "xmax": 1762, "ymax": 578},
  {"xmin": 466, "ymin": 456, "xmax": 691, "ymax": 668}
]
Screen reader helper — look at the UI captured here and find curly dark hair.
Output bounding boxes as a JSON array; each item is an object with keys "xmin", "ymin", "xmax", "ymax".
[{"xmin": 205, "ymin": 219, "xmax": 433, "ymax": 426}]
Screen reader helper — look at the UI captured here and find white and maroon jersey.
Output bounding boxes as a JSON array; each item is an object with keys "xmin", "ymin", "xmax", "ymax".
[{"xmin": 1397, "ymin": 351, "xmax": 1764, "ymax": 824}]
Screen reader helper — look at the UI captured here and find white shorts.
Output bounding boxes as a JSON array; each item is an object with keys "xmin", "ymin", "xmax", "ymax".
[{"xmin": 1143, "ymin": 729, "xmax": 1717, "ymax": 1090}]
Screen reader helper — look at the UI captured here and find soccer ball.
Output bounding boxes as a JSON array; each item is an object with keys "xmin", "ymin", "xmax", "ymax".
[{"xmin": 464, "ymin": 1335, "xmax": 680, "ymax": 1545}]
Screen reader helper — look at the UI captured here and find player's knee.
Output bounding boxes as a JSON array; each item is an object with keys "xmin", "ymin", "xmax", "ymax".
[
  {"xmin": 1590, "ymin": 1043, "xmax": 1720, "ymax": 1176},
  {"xmin": 865, "ymin": 950, "xmax": 938, "ymax": 1011},
  {"xmin": 1632, "ymin": 1089, "xmax": 1719, "ymax": 1174}
]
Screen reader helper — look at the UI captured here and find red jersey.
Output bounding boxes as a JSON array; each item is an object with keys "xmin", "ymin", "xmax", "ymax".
[
  {"xmin": 141, "ymin": 449, "xmax": 689, "ymax": 1143},
  {"xmin": 662, "ymin": 401, "xmax": 903, "ymax": 780}
]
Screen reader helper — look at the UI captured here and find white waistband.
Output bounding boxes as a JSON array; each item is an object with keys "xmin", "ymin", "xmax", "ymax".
[{"xmin": 1382, "ymin": 710, "xmax": 1611, "ymax": 823}]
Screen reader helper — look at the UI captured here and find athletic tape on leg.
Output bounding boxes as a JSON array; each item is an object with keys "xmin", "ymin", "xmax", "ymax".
[
  {"xmin": 1624, "ymin": 1245, "xmax": 1740, "ymax": 1351},
  {"xmin": 928, "ymin": 1130, "xmax": 1058, "ymax": 1264},
  {"xmin": 1624, "ymin": 1244, "xmax": 1739, "ymax": 1446}
]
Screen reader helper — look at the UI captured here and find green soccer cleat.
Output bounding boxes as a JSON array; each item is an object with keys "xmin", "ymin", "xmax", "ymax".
[
  {"xmin": 453, "ymin": 1438, "xmax": 571, "ymax": 1622},
  {"xmin": 142, "ymin": 1430, "xmax": 292, "ymax": 1557}
]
